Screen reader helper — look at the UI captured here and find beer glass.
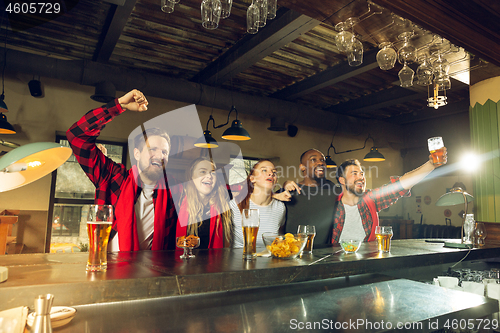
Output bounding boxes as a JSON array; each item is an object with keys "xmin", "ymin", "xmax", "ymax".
[
  {"xmin": 242, "ymin": 209, "xmax": 259, "ymax": 260},
  {"xmin": 375, "ymin": 225, "xmax": 393, "ymax": 252},
  {"xmin": 428, "ymin": 137, "xmax": 445, "ymax": 166},
  {"xmin": 297, "ymin": 225, "xmax": 316, "ymax": 254},
  {"xmin": 86, "ymin": 205, "xmax": 113, "ymax": 272}
]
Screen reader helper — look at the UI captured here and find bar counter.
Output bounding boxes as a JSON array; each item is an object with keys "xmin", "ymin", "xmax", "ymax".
[{"xmin": 1, "ymin": 239, "xmax": 499, "ymax": 311}]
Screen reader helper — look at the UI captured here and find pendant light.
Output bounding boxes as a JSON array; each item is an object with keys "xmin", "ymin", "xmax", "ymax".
[
  {"xmin": 221, "ymin": 106, "xmax": 250, "ymax": 141},
  {"xmin": 325, "ymin": 143, "xmax": 337, "ymax": 169},
  {"xmin": 0, "ymin": 22, "xmax": 14, "ymax": 134},
  {"xmin": 195, "ymin": 106, "xmax": 251, "ymax": 148},
  {"xmin": 363, "ymin": 147, "xmax": 385, "ymax": 162},
  {"xmin": 325, "ymin": 134, "xmax": 385, "ymax": 163},
  {"xmin": 0, "ymin": 142, "xmax": 72, "ymax": 192}
]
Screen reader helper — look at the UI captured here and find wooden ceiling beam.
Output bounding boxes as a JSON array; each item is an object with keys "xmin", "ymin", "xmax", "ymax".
[
  {"xmin": 271, "ymin": 48, "xmax": 379, "ymax": 100},
  {"xmin": 325, "ymin": 86, "xmax": 423, "ymax": 115},
  {"xmin": 191, "ymin": 8, "xmax": 320, "ymax": 85},
  {"xmin": 93, "ymin": 0, "xmax": 137, "ymax": 63},
  {"xmin": 390, "ymin": 100, "xmax": 470, "ymax": 125}
]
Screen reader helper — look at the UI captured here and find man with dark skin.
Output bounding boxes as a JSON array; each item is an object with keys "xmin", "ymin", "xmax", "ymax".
[{"xmin": 282, "ymin": 149, "xmax": 339, "ymax": 246}]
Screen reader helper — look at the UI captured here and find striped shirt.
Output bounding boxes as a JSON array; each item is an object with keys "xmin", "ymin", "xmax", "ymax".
[{"xmin": 231, "ymin": 198, "xmax": 285, "ymax": 248}]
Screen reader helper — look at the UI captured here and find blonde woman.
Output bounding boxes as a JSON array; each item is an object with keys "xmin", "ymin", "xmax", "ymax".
[
  {"xmin": 231, "ymin": 159, "xmax": 286, "ymax": 248},
  {"xmin": 176, "ymin": 157, "xmax": 232, "ymax": 248}
]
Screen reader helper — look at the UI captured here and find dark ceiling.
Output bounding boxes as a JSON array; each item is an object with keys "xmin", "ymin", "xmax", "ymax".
[{"xmin": 1, "ymin": 0, "xmax": 499, "ymax": 127}]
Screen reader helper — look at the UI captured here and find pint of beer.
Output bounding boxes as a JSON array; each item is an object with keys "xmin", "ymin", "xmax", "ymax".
[
  {"xmin": 86, "ymin": 205, "xmax": 113, "ymax": 272},
  {"xmin": 297, "ymin": 225, "xmax": 316, "ymax": 254},
  {"xmin": 428, "ymin": 137, "xmax": 445, "ymax": 166},
  {"xmin": 375, "ymin": 226, "xmax": 393, "ymax": 253},
  {"xmin": 242, "ymin": 209, "xmax": 259, "ymax": 260}
]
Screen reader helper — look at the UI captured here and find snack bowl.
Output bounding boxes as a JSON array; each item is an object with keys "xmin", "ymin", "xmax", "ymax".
[
  {"xmin": 176, "ymin": 235, "xmax": 200, "ymax": 259},
  {"xmin": 27, "ymin": 307, "xmax": 77, "ymax": 328},
  {"xmin": 340, "ymin": 239, "xmax": 362, "ymax": 254},
  {"xmin": 262, "ymin": 233, "xmax": 307, "ymax": 259}
]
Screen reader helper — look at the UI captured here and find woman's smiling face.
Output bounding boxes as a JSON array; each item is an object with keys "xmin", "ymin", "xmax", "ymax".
[{"xmin": 192, "ymin": 160, "xmax": 216, "ymax": 198}]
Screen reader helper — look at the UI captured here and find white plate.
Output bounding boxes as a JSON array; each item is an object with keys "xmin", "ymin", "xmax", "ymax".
[{"xmin": 27, "ymin": 306, "xmax": 76, "ymax": 328}]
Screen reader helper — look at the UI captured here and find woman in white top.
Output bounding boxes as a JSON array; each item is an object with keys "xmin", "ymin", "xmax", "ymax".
[{"xmin": 231, "ymin": 159, "xmax": 285, "ymax": 248}]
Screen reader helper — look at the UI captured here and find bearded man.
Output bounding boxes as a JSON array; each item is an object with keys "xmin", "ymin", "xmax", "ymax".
[
  {"xmin": 333, "ymin": 153, "xmax": 446, "ymax": 245},
  {"xmin": 67, "ymin": 89, "xmax": 177, "ymax": 251}
]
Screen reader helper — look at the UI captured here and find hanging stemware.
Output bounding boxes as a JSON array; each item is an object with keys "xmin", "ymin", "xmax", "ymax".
[
  {"xmin": 246, "ymin": 3, "xmax": 259, "ymax": 34},
  {"xmin": 267, "ymin": 0, "xmax": 277, "ymax": 19},
  {"xmin": 432, "ymin": 52, "xmax": 451, "ymax": 90},
  {"xmin": 220, "ymin": 0, "xmax": 232, "ymax": 19},
  {"xmin": 161, "ymin": 0, "xmax": 175, "ymax": 13},
  {"xmin": 255, "ymin": 0, "xmax": 268, "ymax": 28},
  {"xmin": 432, "ymin": 53, "xmax": 450, "ymax": 76},
  {"xmin": 376, "ymin": 42, "xmax": 397, "ymax": 70},
  {"xmin": 347, "ymin": 36, "xmax": 363, "ymax": 67},
  {"xmin": 434, "ymin": 73, "xmax": 451, "ymax": 90},
  {"xmin": 398, "ymin": 61, "xmax": 414, "ymax": 87},
  {"xmin": 397, "ymin": 31, "xmax": 417, "ymax": 64},
  {"xmin": 201, "ymin": 0, "xmax": 222, "ymax": 30},
  {"xmin": 334, "ymin": 22, "xmax": 354, "ymax": 53},
  {"xmin": 416, "ymin": 55, "xmax": 433, "ymax": 85}
]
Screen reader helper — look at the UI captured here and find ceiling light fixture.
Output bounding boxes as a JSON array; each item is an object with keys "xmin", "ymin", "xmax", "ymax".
[
  {"xmin": 267, "ymin": 117, "xmax": 287, "ymax": 132},
  {"xmin": 436, "ymin": 187, "xmax": 474, "ymax": 248},
  {"xmin": 0, "ymin": 20, "xmax": 14, "ymax": 134},
  {"xmin": 195, "ymin": 106, "xmax": 251, "ymax": 148},
  {"xmin": 325, "ymin": 143, "xmax": 337, "ymax": 169},
  {"xmin": 91, "ymin": 81, "xmax": 116, "ymax": 103},
  {"xmin": 0, "ymin": 142, "xmax": 72, "ymax": 192},
  {"xmin": 221, "ymin": 106, "xmax": 250, "ymax": 141},
  {"xmin": 327, "ymin": 134, "xmax": 385, "ymax": 163}
]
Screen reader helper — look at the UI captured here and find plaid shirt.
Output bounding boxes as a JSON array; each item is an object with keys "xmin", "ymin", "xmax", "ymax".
[
  {"xmin": 332, "ymin": 179, "xmax": 410, "ymax": 244},
  {"xmin": 66, "ymin": 99, "xmax": 177, "ymax": 233}
]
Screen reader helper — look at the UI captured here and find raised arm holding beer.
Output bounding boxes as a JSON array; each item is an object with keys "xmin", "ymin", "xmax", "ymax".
[{"xmin": 331, "ymin": 142, "xmax": 447, "ymax": 245}]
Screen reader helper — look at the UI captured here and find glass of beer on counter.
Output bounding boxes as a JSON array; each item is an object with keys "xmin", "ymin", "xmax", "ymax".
[
  {"xmin": 242, "ymin": 209, "xmax": 259, "ymax": 260},
  {"xmin": 86, "ymin": 205, "xmax": 113, "ymax": 272},
  {"xmin": 375, "ymin": 226, "xmax": 393, "ymax": 253},
  {"xmin": 428, "ymin": 137, "xmax": 445, "ymax": 166},
  {"xmin": 297, "ymin": 225, "xmax": 316, "ymax": 254}
]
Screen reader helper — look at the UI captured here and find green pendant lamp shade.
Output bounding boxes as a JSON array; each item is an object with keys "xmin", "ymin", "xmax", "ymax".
[
  {"xmin": 194, "ymin": 130, "xmax": 219, "ymax": 148},
  {"xmin": 0, "ymin": 142, "xmax": 72, "ymax": 192},
  {"xmin": 0, "ymin": 93, "xmax": 15, "ymax": 134},
  {"xmin": 0, "ymin": 112, "xmax": 15, "ymax": 134},
  {"xmin": 221, "ymin": 119, "xmax": 251, "ymax": 141},
  {"xmin": 325, "ymin": 155, "xmax": 336, "ymax": 169},
  {"xmin": 363, "ymin": 147, "xmax": 385, "ymax": 162},
  {"xmin": 435, "ymin": 187, "xmax": 474, "ymax": 207}
]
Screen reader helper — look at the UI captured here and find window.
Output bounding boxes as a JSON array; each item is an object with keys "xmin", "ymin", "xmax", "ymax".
[
  {"xmin": 227, "ymin": 156, "xmax": 259, "ymax": 185},
  {"xmin": 48, "ymin": 135, "xmax": 127, "ymax": 252}
]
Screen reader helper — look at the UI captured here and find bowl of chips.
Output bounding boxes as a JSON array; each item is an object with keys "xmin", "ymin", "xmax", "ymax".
[
  {"xmin": 176, "ymin": 235, "xmax": 200, "ymax": 259},
  {"xmin": 339, "ymin": 239, "xmax": 362, "ymax": 254},
  {"xmin": 262, "ymin": 233, "xmax": 308, "ymax": 259}
]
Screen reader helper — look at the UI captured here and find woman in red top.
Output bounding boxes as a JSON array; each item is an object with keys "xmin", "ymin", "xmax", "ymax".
[{"xmin": 176, "ymin": 157, "xmax": 232, "ymax": 248}]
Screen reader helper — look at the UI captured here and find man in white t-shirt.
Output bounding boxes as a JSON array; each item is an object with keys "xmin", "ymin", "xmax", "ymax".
[{"xmin": 333, "ymin": 152, "xmax": 446, "ymax": 244}]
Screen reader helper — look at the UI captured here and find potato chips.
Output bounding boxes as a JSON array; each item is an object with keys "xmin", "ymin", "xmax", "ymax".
[
  {"xmin": 177, "ymin": 235, "xmax": 200, "ymax": 248},
  {"xmin": 266, "ymin": 233, "xmax": 305, "ymax": 258}
]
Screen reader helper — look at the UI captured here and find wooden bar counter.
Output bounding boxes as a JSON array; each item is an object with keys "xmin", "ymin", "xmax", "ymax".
[{"xmin": 1, "ymin": 239, "xmax": 499, "ymax": 312}]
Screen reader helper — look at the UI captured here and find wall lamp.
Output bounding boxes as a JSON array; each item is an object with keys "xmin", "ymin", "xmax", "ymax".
[
  {"xmin": 195, "ymin": 106, "xmax": 251, "ymax": 148},
  {"xmin": 435, "ymin": 187, "xmax": 474, "ymax": 249},
  {"xmin": 325, "ymin": 134, "xmax": 385, "ymax": 168}
]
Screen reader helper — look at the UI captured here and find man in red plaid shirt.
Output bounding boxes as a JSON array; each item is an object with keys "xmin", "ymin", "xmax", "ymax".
[
  {"xmin": 332, "ymin": 152, "xmax": 447, "ymax": 245},
  {"xmin": 67, "ymin": 89, "xmax": 177, "ymax": 251}
]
